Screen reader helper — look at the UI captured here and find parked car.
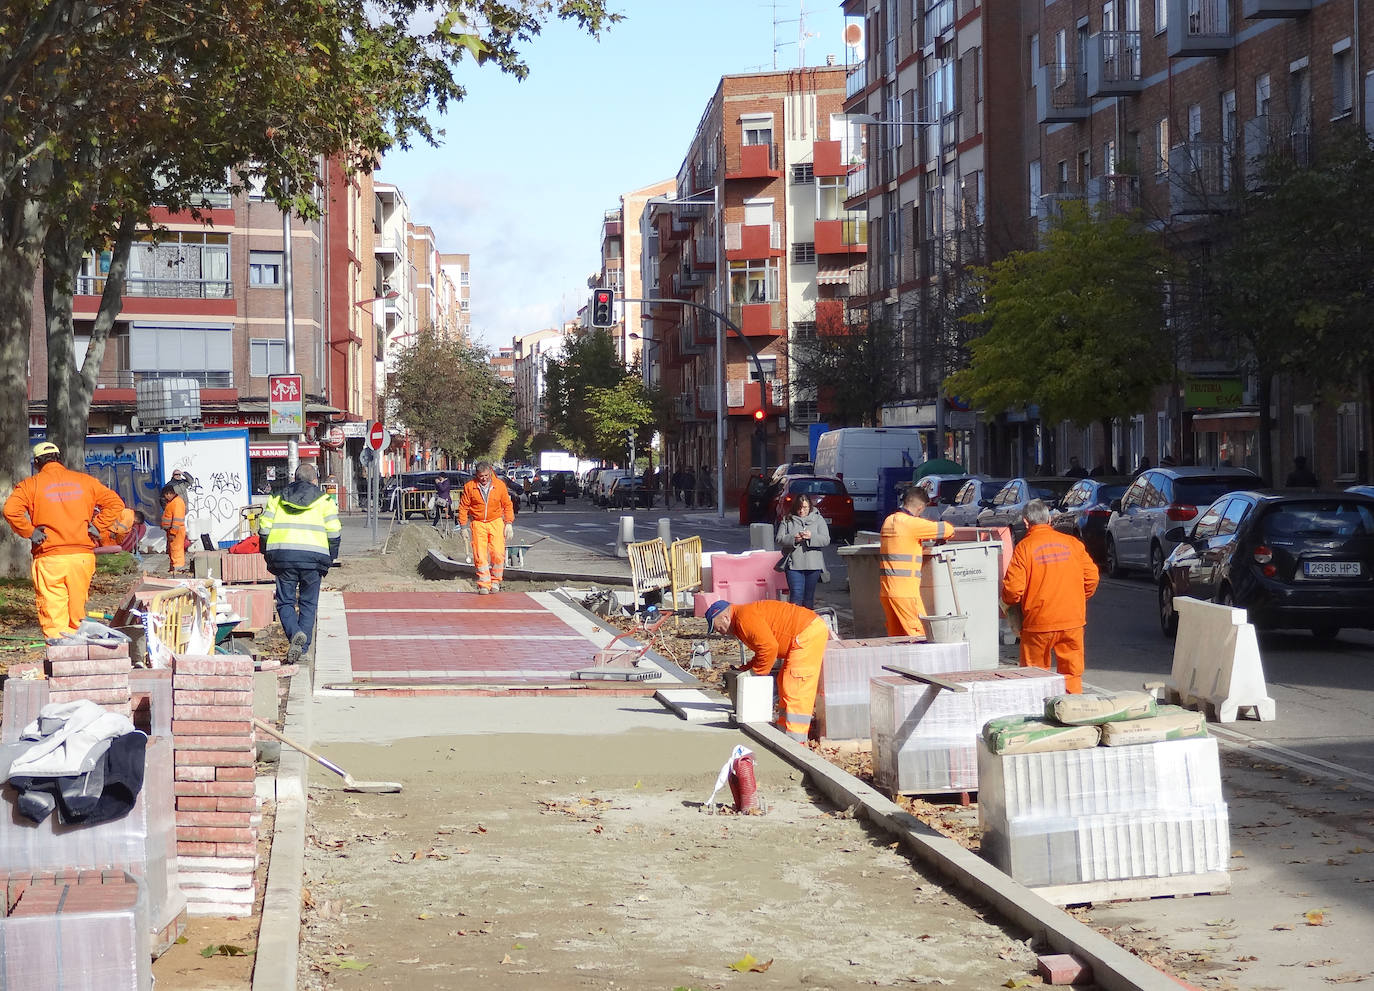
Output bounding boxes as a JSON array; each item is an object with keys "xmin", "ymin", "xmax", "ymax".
[
  {"xmin": 608, "ymin": 475, "xmax": 654, "ymax": 509},
  {"xmin": 768, "ymin": 475, "xmax": 856, "ymax": 542},
  {"xmin": 769, "ymin": 461, "xmax": 814, "ymax": 485},
  {"xmin": 910, "ymin": 474, "xmax": 973, "ymax": 521},
  {"xmin": 1347, "ymin": 485, "xmax": 1374, "ymax": 499},
  {"xmin": 592, "ymin": 470, "xmax": 629, "ymax": 506},
  {"xmin": 938, "ymin": 477, "xmax": 1009, "ymax": 528},
  {"xmin": 384, "ymin": 470, "xmax": 480, "ymax": 519},
  {"xmin": 1104, "ymin": 465, "xmax": 1263, "ymax": 578},
  {"xmin": 547, "ymin": 471, "xmax": 577, "ymax": 503},
  {"xmin": 739, "ymin": 471, "xmax": 774, "ymax": 525},
  {"xmin": 1050, "ymin": 476, "xmax": 1131, "ymax": 561},
  {"xmin": 976, "ymin": 476, "xmax": 1080, "ymax": 541},
  {"xmin": 581, "ymin": 467, "xmax": 607, "ymax": 499},
  {"xmin": 1157, "ymin": 490, "xmax": 1374, "ymax": 641}
]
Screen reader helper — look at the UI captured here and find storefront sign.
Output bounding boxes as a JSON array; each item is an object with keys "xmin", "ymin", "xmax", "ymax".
[
  {"xmin": 249, "ymin": 443, "xmax": 321, "ymax": 459},
  {"xmin": 1185, "ymin": 378, "xmax": 1243, "ymax": 409},
  {"xmin": 268, "ymin": 374, "xmax": 304, "ymax": 435}
]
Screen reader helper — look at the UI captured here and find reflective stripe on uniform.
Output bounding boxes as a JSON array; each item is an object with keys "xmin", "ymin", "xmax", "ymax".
[
  {"xmin": 881, "ymin": 553, "xmax": 915, "ymax": 562},
  {"xmin": 782, "ymin": 712, "xmax": 812, "ymax": 726},
  {"xmin": 879, "ymin": 567, "xmax": 914, "ymax": 577}
]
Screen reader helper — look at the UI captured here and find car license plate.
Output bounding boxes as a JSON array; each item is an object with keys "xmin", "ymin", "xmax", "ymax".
[{"xmin": 1304, "ymin": 561, "xmax": 1363, "ymax": 577}]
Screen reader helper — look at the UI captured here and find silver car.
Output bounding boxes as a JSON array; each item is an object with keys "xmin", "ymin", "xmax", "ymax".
[
  {"xmin": 939, "ymin": 477, "xmax": 1009, "ymax": 528},
  {"xmin": 1104, "ymin": 465, "xmax": 1263, "ymax": 578}
]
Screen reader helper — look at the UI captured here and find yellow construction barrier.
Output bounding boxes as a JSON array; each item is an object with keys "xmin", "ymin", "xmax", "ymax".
[
  {"xmin": 669, "ymin": 536, "xmax": 703, "ymax": 610},
  {"xmin": 628, "ymin": 538, "xmax": 672, "ymax": 610}
]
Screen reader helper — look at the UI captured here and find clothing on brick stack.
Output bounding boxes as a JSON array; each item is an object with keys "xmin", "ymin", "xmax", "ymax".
[{"xmin": 170, "ymin": 654, "xmax": 258, "ymax": 916}]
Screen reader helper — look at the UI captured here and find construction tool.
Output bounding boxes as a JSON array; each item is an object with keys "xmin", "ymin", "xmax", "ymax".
[
  {"xmin": 251, "ymin": 717, "xmax": 402, "ymax": 794},
  {"xmin": 591, "ymin": 610, "xmax": 677, "ymax": 668},
  {"xmin": 881, "ymin": 664, "xmax": 969, "ymax": 693},
  {"xmin": 569, "ymin": 668, "xmax": 659, "ymax": 682}
]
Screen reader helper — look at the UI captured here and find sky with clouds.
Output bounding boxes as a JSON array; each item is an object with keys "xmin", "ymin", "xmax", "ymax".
[{"xmin": 375, "ymin": 1, "xmax": 849, "ymax": 352}]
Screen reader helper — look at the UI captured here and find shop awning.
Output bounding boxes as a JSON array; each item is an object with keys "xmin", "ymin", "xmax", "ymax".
[
  {"xmin": 250, "ymin": 443, "xmax": 321, "ymax": 459},
  {"xmin": 1191, "ymin": 412, "xmax": 1260, "ymax": 432}
]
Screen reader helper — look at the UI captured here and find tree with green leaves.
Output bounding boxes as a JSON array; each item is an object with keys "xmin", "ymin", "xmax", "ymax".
[
  {"xmin": 385, "ymin": 333, "xmax": 513, "ymax": 465},
  {"xmin": 946, "ymin": 201, "xmax": 1172, "ymax": 470},
  {"xmin": 788, "ymin": 309, "xmax": 909, "ymax": 426},
  {"xmin": 1211, "ymin": 128, "xmax": 1374, "ymax": 481},
  {"xmin": 541, "ymin": 326, "xmax": 624, "ymax": 456},
  {"xmin": 1, "ymin": 0, "xmax": 618, "ymax": 572},
  {"xmin": 586, "ymin": 375, "xmax": 658, "ymax": 465}
]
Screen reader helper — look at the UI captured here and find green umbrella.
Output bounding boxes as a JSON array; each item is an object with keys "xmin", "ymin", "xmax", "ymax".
[{"xmin": 912, "ymin": 458, "xmax": 965, "ymax": 481}]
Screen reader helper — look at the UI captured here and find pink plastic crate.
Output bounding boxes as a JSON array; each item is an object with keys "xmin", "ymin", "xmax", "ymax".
[{"xmin": 709, "ymin": 552, "xmax": 788, "ymax": 605}]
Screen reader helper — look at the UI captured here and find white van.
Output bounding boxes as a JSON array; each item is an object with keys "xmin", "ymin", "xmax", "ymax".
[{"xmin": 813, "ymin": 427, "xmax": 925, "ymax": 518}]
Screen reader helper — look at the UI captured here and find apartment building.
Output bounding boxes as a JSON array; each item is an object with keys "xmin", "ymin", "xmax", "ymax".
[
  {"xmin": 842, "ymin": 0, "xmax": 1026, "ymax": 469},
  {"xmin": 512, "ymin": 327, "xmax": 569, "ymax": 435},
  {"xmin": 490, "ymin": 346, "xmax": 515, "ymax": 386},
  {"xmin": 441, "ymin": 252, "xmax": 473, "ymax": 341},
  {"xmin": 1024, "ymin": 0, "xmax": 1372, "ymax": 481},
  {"xmin": 641, "ymin": 66, "xmax": 858, "ymax": 501},
  {"xmin": 597, "ymin": 179, "xmax": 676, "ymax": 364}
]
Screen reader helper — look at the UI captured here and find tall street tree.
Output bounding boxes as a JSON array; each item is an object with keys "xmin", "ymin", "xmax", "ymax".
[
  {"xmin": 788, "ymin": 308, "xmax": 910, "ymax": 427},
  {"xmin": 946, "ymin": 202, "xmax": 1172, "ymax": 470},
  {"xmin": 1, "ymin": 0, "xmax": 618, "ymax": 573},
  {"xmin": 385, "ymin": 333, "xmax": 512, "ymax": 465},
  {"xmin": 541, "ymin": 326, "xmax": 624, "ymax": 457}
]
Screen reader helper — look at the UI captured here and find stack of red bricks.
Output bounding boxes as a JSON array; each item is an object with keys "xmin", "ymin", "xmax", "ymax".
[
  {"xmin": 43, "ymin": 640, "xmax": 133, "ymax": 719},
  {"xmin": 2, "ymin": 869, "xmax": 150, "ymax": 989},
  {"xmin": 170, "ymin": 654, "xmax": 258, "ymax": 917}
]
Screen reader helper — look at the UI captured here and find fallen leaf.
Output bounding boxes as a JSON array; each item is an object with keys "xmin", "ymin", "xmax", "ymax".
[
  {"xmin": 335, "ymin": 959, "xmax": 369, "ymax": 971},
  {"xmin": 472, "ymin": 824, "xmax": 487, "ymax": 834},
  {"xmin": 418, "ymin": 912, "xmax": 432, "ymax": 920},
  {"xmin": 1306, "ymin": 910, "xmax": 1328, "ymax": 926},
  {"xmin": 1004, "ymin": 979, "xmax": 1034, "ymax": 989},
  {"xmin": 501, "ymin": 954, "xmax": 513, "ymax": 965},
  {"xmin": 1326, "ymin": 973, "xmax": 1369, "ymax": 984},
  {"xmin": 749, "ymin": 959, "xmax": 773, "ymax": 973},
  {"xmin": 729, "ymin": 954, "xmax": 760, "ymax": 973}
]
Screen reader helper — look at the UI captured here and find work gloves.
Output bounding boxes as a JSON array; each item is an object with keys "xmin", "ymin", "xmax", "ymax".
[
  {"xmin": 88, "ymin": 522, "xmax": 101, "ymax": 542},
  {"xmin": 29, "ymin": 526, "xmax": 47, "ymax": 546},
  {"xmin": 504, "ymin": 523, "xmax": 514, "ymax": 541}
]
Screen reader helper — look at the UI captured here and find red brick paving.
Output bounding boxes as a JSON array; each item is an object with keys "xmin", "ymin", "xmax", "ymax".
[{"xmin": 342, "ymin": 591, "xmax": 537, "ymax": 610}]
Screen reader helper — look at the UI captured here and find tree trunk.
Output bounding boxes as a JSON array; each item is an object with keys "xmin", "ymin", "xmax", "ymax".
[
  {"xmin": 1099, "ymin": 416, "xmax": 1113, "ymax": 474},
  {"xmin": 1255, "ymin": 370, "xmax": 1274, "ymax": 484}
]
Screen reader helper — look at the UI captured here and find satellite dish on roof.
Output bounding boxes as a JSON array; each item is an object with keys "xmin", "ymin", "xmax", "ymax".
[{"xmin": 844, "ymin": 22, "xmax": 863, "ymax": 48}]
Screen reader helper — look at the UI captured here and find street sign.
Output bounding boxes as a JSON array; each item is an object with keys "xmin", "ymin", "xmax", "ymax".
[
  {"xmin": 359, "ymin": 447, "xmax": 375, "ymax": 469},
  {"xmin": 268, "ymin": 374, "xmax": 304, "ymax": 435},
  {"xmin": 367, "ymin": 421, "xmax": 386, "ymax": 451}
]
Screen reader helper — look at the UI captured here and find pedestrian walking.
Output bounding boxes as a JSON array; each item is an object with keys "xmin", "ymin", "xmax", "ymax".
[
  {"xmin": 682, "ymin": 468, "xmax": 696, "ymax": 509},
  {"xmin": 697, "ymin": 466, "xmax": 713, "ymax": 508},
  {"xmin": 1285, "ymin": 456, "xmax": 1319, "ymax": 488},
  {"xmin": 433, "ymin": 474, "xmax": 452, "ymax": 528},
  {"xmin": 1000, "ymin": 499, "xmax": 1099, "ymax": 694},
  {"xmin": 3, "ymin": 441, "xmax": 126, "ymax": 638},
  {"xmin": 775, "ymin": 493, "xmax": 829, "ymax": 609},
  {"xmin": 457, "ymin": 461, "xmax": 515, "ymax": 594},
  {"xmin": 259, "ymin": 463, "xmax": 341, "ymax": 664},
  {"xmin": 159, "ymin": 484, "xmax": 189, "ymax": 573},
  {"xmin": 706, "ymin": 599, "xmax": 831, "ymax": 742},
  {"xmin": 878, "ymin": 486, "xmax": 953, "ymax": 637}
]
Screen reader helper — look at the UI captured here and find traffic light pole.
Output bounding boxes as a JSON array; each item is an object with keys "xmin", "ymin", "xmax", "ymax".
[{"xmin": 619, "ymin": 296, "xmax": 770, "ymax": 519}]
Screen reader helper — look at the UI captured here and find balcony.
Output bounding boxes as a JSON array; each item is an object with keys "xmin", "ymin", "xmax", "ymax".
[
  {"xmin": 726, "ymin": 380, "xmax": 786, "ymax": 415},
  {"xmin": 1169, "ymin": 141, "xmax": 1234, "ymax": 215},
  {"xmin": 846, "ymin": 162, "xmax": 869, "ymax": 202},
  {"xmin": 1087, "ymin": 31, "xmax": 1143, "ymax": 97},
  {"xmin": 726, "ymin": 143, "xmax": 781, "ymax": 181},
  {"xmin": 724, "ymin": 222, "xmax": 782, "ymax": 259},
  {"xmin": 845, "ymin": 60, "xmax": 867, "ymax": 100},
  {"xmin": 692, "ymin": 234, "xmax": 716, "ymax": 267},
  {"xmin": 78, "ymin": 276, "xmax": 233, "ymax": 299},
  {"xmin": 1244, "ymin": 114, "xmax": 1311, "ymax": 186},
  {"xmin": 374, "ymin": 232, "xmax": 405, "ymax": 257},
  {"xmin": 1167, "ymin": 0, "xmax": 1233, "ymax": 57},
  {"xmin": 1243, "ymin": 0, "xmax": 1310, "ymax": 17},
  {"xmin": 813, "ymin": 140, "xmax": 849, "ymax": 178},
  {"xmin": 693, "ymin": 160, "xmax": 717, "ymax": 188},
  {"xmin": 1035, "ymin": 62, "xmax": 1089, "ymax": 123},
  {"xmin": 673, "ymin": 393, "xmax": 706, "ymax": 422},
  {"xmin": 729, "ymin": 300, "xmax": 785, "ymax": 337},
  {"xmin": 1088, "ymin": 173, "xmax": 1141, "ymax": 214},
  {"xmin": 679, "ymin": 318, "xmax": 708, "ymax": 356},
  {"xmin": 814, "ymin": 215, "xmax": 868, "ymax": 255}
]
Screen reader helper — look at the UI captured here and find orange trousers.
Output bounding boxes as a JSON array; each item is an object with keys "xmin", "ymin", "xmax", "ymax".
[
  {"xmin": 776, "ymin": 617, "xmax": 831, "ymax": 741},
  {"xmin": 881, "ymin": 595, "xmax": 928, "ymax": 637},
  {"xmin": 1019, "ymin": 627, "xmax": 1085, "ymax": 694},
  {"xmin": 167, "ymin": 528, "xmax": 186, "ymax": 570},
  {"xmin": 32, "ymin": 552, "xmax": 97, "ymax": 638},
  {"xmin": 470, "ymin": 518, "xmax": 506, "ymax": 590}
]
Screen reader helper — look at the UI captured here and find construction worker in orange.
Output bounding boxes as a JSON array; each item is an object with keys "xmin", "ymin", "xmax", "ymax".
[
  {"xmin": 3, "ymin": 441, "xmax": 126, "ymax": 638},
  {"xmin": 706, "ymin": 599, "xmax": 831, "ymax": 742},
  {"xmin": 457, "ymin": 461, "xmax": 514, "ymax": 594},
  {"xmin": 160, "ymin": 483, "xmax": 188, "ymax": 573},
  {"xmin": 1001, "ymin": 499, "xmax": 1099, "ymax": 694},
  {"xmin": 878, "ymin": 486, "xmax": 953, "ymax": 637}
]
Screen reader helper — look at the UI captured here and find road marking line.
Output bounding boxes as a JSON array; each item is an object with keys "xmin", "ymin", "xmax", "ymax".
[{"xmin": 1209, "ymin": 727, "xmax": 1374, "ymax": 791}]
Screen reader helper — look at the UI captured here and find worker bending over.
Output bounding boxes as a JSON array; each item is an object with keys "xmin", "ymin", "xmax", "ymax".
[
  {"xmin": 1000, "ymin": 499, "xmax": 1099, "ymax": 693},
  {"xmin": 160, "ymin": 483, "xmax": 188, "ymax": 573},
  {"xmin": 878, "ymin": 487, "xmax": 952, "ymax": 637},
  {"xmin": 457, "ymin": 461, "xmax": 514, "ymax": 594},
  {"xmin": 707, "ymin": 599, "xmax": 831, "ymax": 742},
  {"xmin": 3, "ymin": 442, "xmax": 125, "ymax": 638}
]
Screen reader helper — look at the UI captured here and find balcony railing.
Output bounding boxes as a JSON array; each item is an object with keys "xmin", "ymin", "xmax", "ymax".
[
  {"xmin": 846, "ymin": 162, "xmax": 868, "ymax": 200},
  {"xmin": 724, "ymin": 222, "xmax": 782, "ymax": 253},
  {"xmin": 1244, "ymin": 113, "xmax": 1312, "ymax": 185},
  {"xmin": 1167, "ymin": 0, "xmax": 1233, "ymax": 56},
  {"xmin": 374, "ymin": 232, "xmax": 405, "ymax": 257},
  {"xmin": 132, "ymin": 370, "xmax": 233, "ymax": 388},
  {"xmin": 78, "ymin": 276, "xmax": 233, "ymax": 299},
  {"xmin": 1035, "ymin": 62, "xmax": 1089, "ymax": 123},
  {"xmin": 1088, "ymin": 173, "xmax": 1141, "ymax": 214},
  {"xmin": 693, "ymin": 234, "xmax": 717, "ymax": 265},
  {"xmin": 845, "ymin": 60, "xmax": 867, "ymax": 100},
  {"xmin": 1169, "ymin": 140, "xmax": 1233, "ymax": 214},
  {"xmin": 1088, "ymin": 30, "xmax": 1143, "ymax": 96},
  {"xmin": 94, "ymin": 370, "xmax": 135, "ymax": 389},
  {"xmin": 1036, "ymin": 190, "xmax": 1087, "ymax": 232}
]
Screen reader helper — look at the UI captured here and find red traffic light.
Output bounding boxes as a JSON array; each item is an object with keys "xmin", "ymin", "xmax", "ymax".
[{"xmin": 752, "ymin": 409, "xmax": 765, "ymax": 421}]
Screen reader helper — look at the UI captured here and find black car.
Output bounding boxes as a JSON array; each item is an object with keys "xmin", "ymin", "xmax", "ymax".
[
  {"xmin": 1157, "ymin": 490, "xmax": 1374, "ymax": 641},
  {"xmin": 1050, "ymin": 476, "xmax": 1131, "ymax": 562}
]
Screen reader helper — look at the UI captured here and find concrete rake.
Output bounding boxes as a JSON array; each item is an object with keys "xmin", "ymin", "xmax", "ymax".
[{"xmin": 252, "ymin": 717, "xmax": 403, "ymax": 794}]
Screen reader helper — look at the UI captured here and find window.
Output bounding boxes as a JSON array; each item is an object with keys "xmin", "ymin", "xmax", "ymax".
[
  {"xmin": 742, "ymin": 116, "xmax": 773, "ymax": 147},
  {"xmin": 1057, "ymin": 160, "xmax": 1069, "ymax": 193},
  {"xmin": 1188, "ymin": 103, "xmax": 1202, "ymax": 143},
  {"xmin": 792, "ymin": 242, "xmax": 816, "ymax": 264},
  {"xmin": 1255, "ymin": 73, "xmax": 1271, "ymax": 117},
  {"xmin": 1218, "ymin": 498, "xmax": 1250, "ymax": 536},
  {"xmin": 1333, "ymin": 42, "xmax": 1354, "ymax": 117},
  {"xmin": 743, "ymin": 199, "xmax": 773, "ymax": 226},
  {"xmin": 1155, "ymin": 116, "xmax": 1170, "ymax": 175},
  {"xmin": 130, "ymin": 323, "xmax": 232, "ymax": 374},
  {"xmin": 1103, "ymin": 139, "xmax": 1116, "ymax": 175},
  {"xmin": 250, "ymin": 339, "xmax": 287, "ymax": 377},
  {"xmin": 748, "ymin": 356, "xmax": 777, "ymax": 383},
  {"xmin": 459, "ymin": 299, "xmax": 470, "ymax": 311},
  {"xmin": 1028, "ymin": 160, "xmax": 1041, "ymax": 217},
  {"xmin": 817, "ymin": 176, "xmax": 846, "ymax": 221},
  {"xmin": 1336, "ymin": 403, "xmax": 1361, "ymax": 479},
  {"xmin": 1220, "ymin": 89, "xmax": 1237, "ymax": 188},
  {"xmin": 1054, "ymin": 30, "xmax": 1068, "ymax": 85},
  {"xmin": 1078, "ymin": 149, "xmax": 1091, "ymax": 185},
  {"xmin": 1154, "ymin": 0, "xmax": 1167, "ymax": 34},
  {"xmin": 1293, "ymin": 405, "xmax": 1314, "ymax": 462},
  {"xmin": 249, "ymin": 251, "xmax": 283, "ymax": 287},
  {"xmin": 128, "ymin": 232, "xmax": 230, "ymax": 298},
  {"xmin": 791, "ymin": 162, "xmax": 814, "ymax": 184},
  {"xmin": 729, "ymin": 259, "xmax": 779, "ymax": 304}
]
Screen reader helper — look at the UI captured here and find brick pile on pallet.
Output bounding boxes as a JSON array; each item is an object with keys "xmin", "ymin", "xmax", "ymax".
[
  {"xmin": 42, "ymin": 640, "xmax": 133, "ymax": 719},
  {"xmin": 171, "ymin": 654, "xmax": 258, "ymax": 917}
]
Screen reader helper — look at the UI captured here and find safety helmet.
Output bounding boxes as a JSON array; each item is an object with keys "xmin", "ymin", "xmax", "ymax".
[{"xmin": 31, "ymin": 441, "xmax": 60, "ymax": 459}]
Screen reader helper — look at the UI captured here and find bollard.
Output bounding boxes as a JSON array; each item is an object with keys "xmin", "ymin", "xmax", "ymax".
[
  {"xmin": 657, "ymin": 517, "xmax": 672, "ymax": 546},
  {"xmin": 749, "ymin": 522, "xmax": 773, "ymax": 551},
  {"xmin": 616, "ymin": 515, "xmax": 635, "ymax": 558}
]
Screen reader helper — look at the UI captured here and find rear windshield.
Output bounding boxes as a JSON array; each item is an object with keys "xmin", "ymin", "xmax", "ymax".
[
  {"xmin": 1097, "ymin": 484, "xmax": 1127, "ymax": 503},
  {"xmin": 1028, "ymin": 478, "xmax": 1077, "ymax": 500},
  {"xmin": 792, "ymin": 479, "xmax": 844, "ymax": 496},
  {"xmin": 937, "ymin": 479, "xmax": 969, "ymax": 501},
  {"xmin": 1260, "ymin": 502, "xmax": 1374, "ymax": 539},
  {"xmin": 1174, "ymin": 478, "xmax": 1257, "ymax": 506}
]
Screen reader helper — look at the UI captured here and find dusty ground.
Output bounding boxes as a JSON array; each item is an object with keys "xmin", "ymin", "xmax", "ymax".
[{"xmin": 295, "ymin": 727, "xmax": 1045, "ymax": 991}]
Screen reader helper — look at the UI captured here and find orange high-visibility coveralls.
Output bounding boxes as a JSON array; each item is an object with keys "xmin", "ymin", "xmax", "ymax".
[
  {"xmin": 1001, "ymin": 523, "xmax": 1099, "ymax": 693},
  {"xmin": 162, "ymin": 495, "xmax": 188, "ymax": 570},
  {"xmin": 3, "ymin": 462, "xmax": 125, "ymax": 637},
  {"xmin": 878, "ymin": 510, "xmax": 952, "ymax": 637},
  {"xmin": 457, "ymin": 477, "xmax": 514, "ymax": 591},
  {"xmin": 729, "ymin": 599, "xmax": 832, "ymax": 741}
]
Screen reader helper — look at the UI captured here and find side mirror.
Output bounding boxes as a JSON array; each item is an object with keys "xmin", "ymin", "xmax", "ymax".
[
  {"xmin": 1110, "ymin": 498, "xmax": 1123, "ymax": 513},
  {"xmin": 1163, "ymin": 526, "xmax": 1186, "ymax": 542}
]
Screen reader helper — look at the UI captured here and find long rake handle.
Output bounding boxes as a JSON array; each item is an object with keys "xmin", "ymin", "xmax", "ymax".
[{"xmin": 252, "ymin": 716, "xmax": 352, "ymax": 782}]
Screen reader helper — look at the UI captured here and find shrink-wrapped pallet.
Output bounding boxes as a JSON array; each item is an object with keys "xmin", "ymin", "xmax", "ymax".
[{"xmin": 815, "ymin": 638, "xmax": 969, "ymax": 741}]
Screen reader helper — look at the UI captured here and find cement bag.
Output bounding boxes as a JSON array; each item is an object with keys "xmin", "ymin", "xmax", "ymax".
[
  {"xmin": 1045, "ymin": 690, "xmax": 1157, "ymax": 726},
  {"xmin": 1099, "ymin": 705, "xmax": 1208, "ymax": 746},
  {"xmin": 982, "ymin": 715, "xmax": 1101, "ymax": 755}
]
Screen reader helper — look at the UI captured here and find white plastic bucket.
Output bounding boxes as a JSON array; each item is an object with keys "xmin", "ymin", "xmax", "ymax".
[{"xmin": 920, "ymin": 612, "xmax": 968, "ymax": 643}]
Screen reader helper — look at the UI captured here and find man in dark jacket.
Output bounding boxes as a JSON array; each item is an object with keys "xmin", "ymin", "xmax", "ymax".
[{"xmin": 259, "ymin": 464, "xmax": 341, "ymax": 663}]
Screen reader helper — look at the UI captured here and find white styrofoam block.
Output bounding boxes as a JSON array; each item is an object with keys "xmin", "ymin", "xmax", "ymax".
[
  {"xmin": 734, "ymin": 672, "xmax": 774, "ymax": 724},
  {"xmin": 871, "ymin": 668, "xmax": 1064, "ymax": 793},
  {"xmin": 976, "ymin": 736, "xmax": 1224, "ymax": 823},
  {"xmin": 816, "ymin": 638, "xmax": 971, "ymax": 740}
]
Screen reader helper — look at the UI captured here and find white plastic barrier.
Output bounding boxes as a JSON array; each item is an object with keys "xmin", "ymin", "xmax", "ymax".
[
  {"xmin": 615, "ymin": 515, "xmax": 634, "ymax": 558},
  {"xmin": 1162, "ymin": 597, "xmax": 1275, "ymax": 722},
  {"xmin": 749, "ymin": 522, "xmax": 773, "ymax": 551}
]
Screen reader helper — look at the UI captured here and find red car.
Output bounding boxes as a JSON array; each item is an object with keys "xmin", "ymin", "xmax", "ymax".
[{"xmin": 770, "ymin": 475, "xmax": 856, "ymax": 542}]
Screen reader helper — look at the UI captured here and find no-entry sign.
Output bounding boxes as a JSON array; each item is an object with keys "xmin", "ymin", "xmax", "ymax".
[{"xmin": 367, "ymin": 422, "xmax": 387, "ymax": 451}]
